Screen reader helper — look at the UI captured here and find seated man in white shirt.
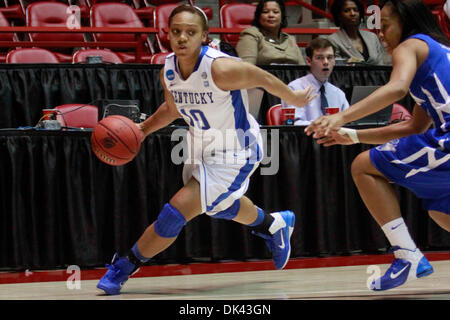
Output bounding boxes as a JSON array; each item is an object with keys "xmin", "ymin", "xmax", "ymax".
[{"xmin": 281, "ymin": 38, "xmax": 349, "ymax": 126}]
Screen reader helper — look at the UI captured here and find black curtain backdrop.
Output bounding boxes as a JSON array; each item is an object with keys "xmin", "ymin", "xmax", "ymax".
[
  {"xmin": 1, "ymin": 127, "xmax": 449, "ymax": 271},
  {"xmin": 0, "ymin": 64, "xmax": 163, "ymax": 129},
  {"xmin": 0, "ymin": 64, "xmax": 414, "ymax": 129},
  {"xmin": 0, "ymin": 64, "xmax": 442, "ymax": 272}
]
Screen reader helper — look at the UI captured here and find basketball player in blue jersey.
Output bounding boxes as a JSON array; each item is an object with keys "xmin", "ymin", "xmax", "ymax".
[
  {"xmin": 306, "ymin": 0, "xmax": 450, "ymax": 291},
  {"xmin": 96, "ymin": 4, "xmax": 316, "ymax": 295}
]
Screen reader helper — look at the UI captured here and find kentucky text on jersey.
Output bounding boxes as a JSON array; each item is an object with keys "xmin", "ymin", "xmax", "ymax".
[{"xmin": 170, "ymin": 90, "xmax": 214, "ymax": 105}]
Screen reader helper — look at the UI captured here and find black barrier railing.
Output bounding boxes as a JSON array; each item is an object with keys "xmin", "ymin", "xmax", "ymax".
[{"xmin": 0, "ymin": 126, "xmax": 449, "ymax": 271}]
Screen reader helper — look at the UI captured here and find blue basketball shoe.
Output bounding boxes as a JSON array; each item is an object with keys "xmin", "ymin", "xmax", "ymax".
[
  {"xmin": 97, "ymin": 253, "xmax": 140, "ymax": 295},
  {"xmin": 370, "ymin": 247, "xmax": 434, "ymax": 291},
  {"xmin": 253, "ymin": 211, "xmax": 295, "ymax": 270}
]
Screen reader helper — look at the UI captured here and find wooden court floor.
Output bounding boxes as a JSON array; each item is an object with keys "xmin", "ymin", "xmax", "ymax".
[{"xmin": 1, "ymin": 259, "xmax": 449, "ymax": 300}]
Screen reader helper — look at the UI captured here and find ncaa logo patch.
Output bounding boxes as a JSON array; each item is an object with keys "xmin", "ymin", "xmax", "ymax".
[{"xmin": 166, "ymin": 69, "xmax": 175, "ymax": 81}]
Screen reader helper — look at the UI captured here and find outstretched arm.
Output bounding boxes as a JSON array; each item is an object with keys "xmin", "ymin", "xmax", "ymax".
[
  {"xmin": 211, "ymin": 58, "xmax": 317, "ymax": 107},
  {"xmin": 316, "ymin": 104, "xmax": 432, "ymax": 146},
  {"xmin": 305, "ymin": 39, "xmax": 423, "ymax": 136}
]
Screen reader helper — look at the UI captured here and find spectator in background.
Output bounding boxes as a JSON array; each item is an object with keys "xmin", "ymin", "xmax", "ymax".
[
  {"xmin": 325, "ymin": 0, "xmax": 390, "ymax": 65},
  {"xmin": 281, "ymin": 38, "xmax": 349, "ymax": 125},
  {"xmin": 236, "ymin": 0, "xmax": 306, "ymax": 65}
]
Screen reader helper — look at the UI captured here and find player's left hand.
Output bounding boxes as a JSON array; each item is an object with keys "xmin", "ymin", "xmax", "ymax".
[
  {"xmin": 315, "ymin": 128, "xmax": 356, "ymax": 146},
  {"xmin": 137, "ymin": 123, "xmax": 146, "ymax": 142}
]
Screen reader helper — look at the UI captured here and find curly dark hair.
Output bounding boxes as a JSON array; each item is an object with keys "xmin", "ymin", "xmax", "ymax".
[
  {"xmin": 252, "ymin": 0, "xmax": 288, "ymax": 30},
  {"xmin": 330, "ymin": 0, "xmax": 365, "ymax": 27}
]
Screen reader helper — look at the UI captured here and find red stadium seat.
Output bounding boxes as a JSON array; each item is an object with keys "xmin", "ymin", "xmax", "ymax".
[
  {"xmin": 6, "ymin": 47, "xmax": 60, "ymax": 63},
  {"xmin": 90, "ymin": 2, "xmax": 153, "ymax": 62},
  {"xmin": 26, "ymin": 1, "xmax": 86, "ymax": 62},
  {"xmin": 90, "ymin": 2, "xmax": 146, "ymax": 42},
  {"xmin": 153, "ymin": 3, "xmax": 214, "ymax": 53},
  {"xmin": 26, "ymin": 2, "xmax": 85, "ymax": 42},
  {"xmin": 390, "ymin": 103, "xmax": 412, "ymax": 124},
  {"xmin": 0, "ymin": 0, "xmax": 25, "ymax": 20},
  {"xmin": 54, "ymin": 104, "xmax": 99, "ymax": 128},
  {"xmin": 73, "ymin": 48, "xmax": 123, "ymax": 63},
  {"xmin": 146, "ymin": 1, "xmax": 212, "ymax": 19},
  {"xmin": 432, "ymin": 9, "xmax": 450, "ymax": 38},
  {"xmin": 148, "ymin": 0, "xmax": 192, "ymax": 4},
  {"xmin": 0, "ymin": 11, "xmax": 15, "ymax": 40},
  {"xmin": 133, "ymin": 2, "xmax": 155, "ymax": 26},
  {"xmin": 0, "ymin": 11, "xmax": 17, "ymax": 63},
  {"xmin": 219, "ymin": 3, "xmax": 256, "ymax": 47},
  {"xmin": 150, "ymin": 52, "xmax": 171, "ymax": 64},
  {"xmin": 422, "ymin": 0, "xmax": 446, "ymax": 10},
  {"xmin": 153, "ymin": 3, "xmax": 177, "ymax": 53},
  {"xmin": 266, "ymin": 104, "xmax": 283, "ymax": 125}
]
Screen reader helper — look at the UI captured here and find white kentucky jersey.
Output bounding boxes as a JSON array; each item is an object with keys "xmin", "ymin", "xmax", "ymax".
[{"xmin": 163, "ymin": 46, "xmax": 261, "ymax": 156}]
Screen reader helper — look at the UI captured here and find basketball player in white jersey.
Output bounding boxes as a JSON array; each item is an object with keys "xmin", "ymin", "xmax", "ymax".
[{"xmin": 97, "ymin": 4, "xmax": 316, "ymax": 295}]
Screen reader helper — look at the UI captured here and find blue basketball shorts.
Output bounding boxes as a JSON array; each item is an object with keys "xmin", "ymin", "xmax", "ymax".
[{"xmin": 369, "ymin": 128, "xmax": 450, "ymax": 214}]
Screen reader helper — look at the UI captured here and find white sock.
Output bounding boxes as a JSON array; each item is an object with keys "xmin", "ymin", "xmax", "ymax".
[{"xmin": 381, "ymin": 218, "xmax": 419, "ymax": 256}]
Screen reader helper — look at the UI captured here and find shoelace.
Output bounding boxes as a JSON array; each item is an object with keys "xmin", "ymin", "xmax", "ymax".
[{"xmin": 105, "ymin": 263, "xmax": 122, "ymax": 279}]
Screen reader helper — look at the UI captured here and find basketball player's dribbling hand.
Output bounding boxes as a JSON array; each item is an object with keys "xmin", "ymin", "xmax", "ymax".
[
  {"xmin": 305, "ymin": 112, "xmax": 346, "ymax": 137},
  {"xmin": 137, "ymin": 123, "xmax": 146, "ymax": 142}
]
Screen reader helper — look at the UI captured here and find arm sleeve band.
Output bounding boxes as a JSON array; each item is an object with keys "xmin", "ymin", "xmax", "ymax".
[{"xmin": 337, "ymin": 127, "xmax": 360, "ymax": 143}]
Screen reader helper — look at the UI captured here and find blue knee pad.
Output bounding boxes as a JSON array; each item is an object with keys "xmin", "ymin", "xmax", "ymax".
[
  {"xmin": 154, "ymin": 203, "xmax": 187, "ymax": 238},
  {"xmin": 210, "ymin": 199, "xmax": 240, "ymax": 220}
]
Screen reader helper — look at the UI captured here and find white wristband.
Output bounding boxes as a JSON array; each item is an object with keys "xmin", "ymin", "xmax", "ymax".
[{"xmin": 337, "ymin": 128, "xmax": 360, "ymax": 143}]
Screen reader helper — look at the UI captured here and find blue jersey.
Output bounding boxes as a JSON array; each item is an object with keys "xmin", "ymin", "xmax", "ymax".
[
  {"xmin": 408, "ymin": 34, "xmax": 450, "ymax": 133},
  {"xmin": 370, "ymin": 34, "xmax": 450, "ymax": 214}
]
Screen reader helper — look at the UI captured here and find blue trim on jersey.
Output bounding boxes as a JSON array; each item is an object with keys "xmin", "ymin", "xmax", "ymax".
[
  {"xmin": 206, "ymin": 162, "xmax": 253, "ymax": 212},
  {"xmin": 172, "ymin": 46, "xmax": 207, "ymax": 79},
  {"xmin": 194, "ymin": 46, "xmax": 208, "ymax": 73},
  {"xmin": 202, "ymin": 161, "xmax": 208, "ymax": 211},
  {"xmin": 173, "ymin": 55, "xmax": 179, "ymax": 74},
  {"xmin": 231, "ymin": 89, "xmax": 258, "ymax": 149},
  {"xmin": 206, "ymin": 143, "xmax": 260, "ymax": 212}
]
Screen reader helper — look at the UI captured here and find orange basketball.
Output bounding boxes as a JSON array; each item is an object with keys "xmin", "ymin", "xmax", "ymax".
[{"xmin": 91, "ymin": 115, "xmax": 142, "ymax": 166}]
